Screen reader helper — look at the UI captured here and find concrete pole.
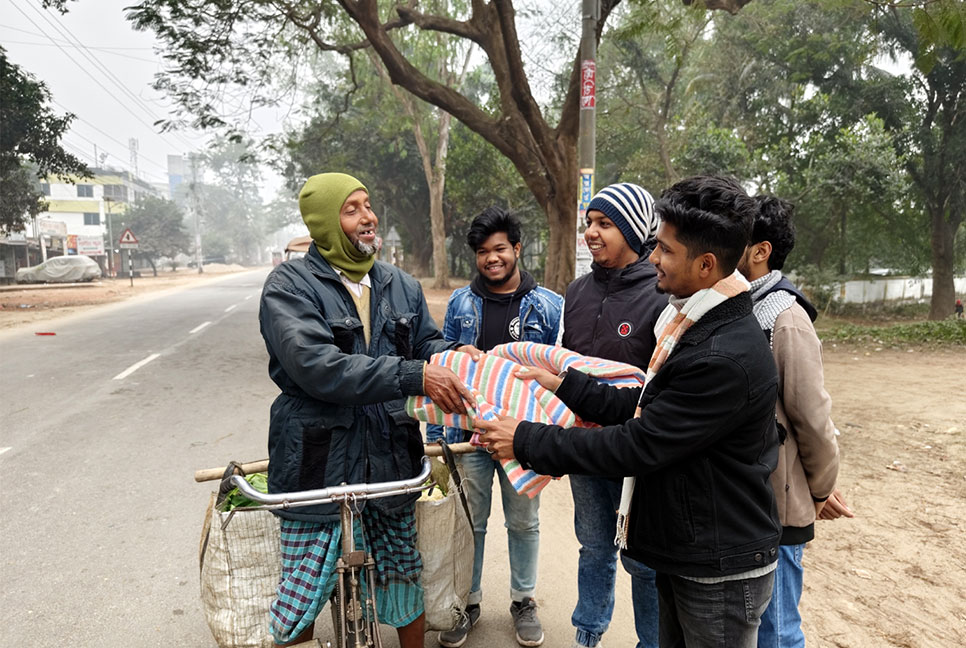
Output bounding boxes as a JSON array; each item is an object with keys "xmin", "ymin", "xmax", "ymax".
[
  {"xmin": 189, "ymin": 153, "xmax": 204, "ymax": 274},
  {"xmin": 575, "ymin": 0, "xmax": 599, "ymax": 279}
]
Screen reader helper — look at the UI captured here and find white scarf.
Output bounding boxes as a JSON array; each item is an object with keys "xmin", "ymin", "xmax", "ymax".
[{"xmin": 616, "ymin": 270, "xmax": 750, "ymax": 549}]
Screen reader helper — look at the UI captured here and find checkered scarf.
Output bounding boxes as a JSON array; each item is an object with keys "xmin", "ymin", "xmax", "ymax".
[
  {"xmin": 616, "ymin": 270, "xmax": 750, "ymax": 549},
  {"xmin": 748, "ymin": 270, "xmax": 796, "ymax": 346}
]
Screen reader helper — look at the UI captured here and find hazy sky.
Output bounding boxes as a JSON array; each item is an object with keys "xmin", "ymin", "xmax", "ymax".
[{"xmin": 1, "ymin": 0, "xmax": 287, "ymax": 194}]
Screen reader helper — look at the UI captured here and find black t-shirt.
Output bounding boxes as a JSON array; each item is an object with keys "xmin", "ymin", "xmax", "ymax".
[{"xmin": 470, "ymin": 270, "xmax": 537, "ymax": 351}]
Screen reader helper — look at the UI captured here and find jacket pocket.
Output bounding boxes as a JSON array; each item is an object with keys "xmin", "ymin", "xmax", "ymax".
[
  {"xmin": 670, "ymin": 473, "xmax": 696, "ymax": 544},
  {"xmin": 299, "ymin": 424, "xmax": 333, "ymax": 490},
  {"xmin": 328, "ymin": 316, "xmax": 363, "ymax": 354}
]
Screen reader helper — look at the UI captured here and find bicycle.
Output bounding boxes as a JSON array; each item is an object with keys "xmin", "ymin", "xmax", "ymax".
[{"xmin": 222, "ymin": 441, "xmax": 476, "ymax": 648}]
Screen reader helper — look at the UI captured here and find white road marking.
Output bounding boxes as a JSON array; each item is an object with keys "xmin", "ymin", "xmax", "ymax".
[
  {"xmin": 0, "ymin": 447, "xmax": 11, "ymax": 457},
  {"xmin": 224, "ymin": 304, "xmax": 237, "ymax": 312},
  {"xmin": 190, "ymin": 321, "xmax": 212, "ymax": 334},
  {"xmin": 245, "ymin": 295, "xmax": 253, "ymax": 301},
  {"xmin": 113, "ymin": 353, "xmax": 160, "ymax": 380}
]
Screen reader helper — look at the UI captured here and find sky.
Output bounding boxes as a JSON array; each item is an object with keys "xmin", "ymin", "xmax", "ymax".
[{"xmin": 1, "ymin": 0, "xmax": 287, "ymax": 196}]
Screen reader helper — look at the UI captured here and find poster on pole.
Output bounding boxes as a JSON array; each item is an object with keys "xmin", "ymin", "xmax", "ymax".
[{"xmin": 580, "ymin": 60, "xmax": 596, "ymax": 110}]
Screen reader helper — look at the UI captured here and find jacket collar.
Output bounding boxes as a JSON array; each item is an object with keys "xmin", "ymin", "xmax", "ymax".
[
  {"xmin": 678, "ymin": 292, "xmax": 753, "ymax": 347},
  {"xmin": 590, "ymin": 253, "xmax": 657, "ymax": 285},
  {"xmin": 305, "ymin": 242, "xmax": 391, "ymax": 288}
]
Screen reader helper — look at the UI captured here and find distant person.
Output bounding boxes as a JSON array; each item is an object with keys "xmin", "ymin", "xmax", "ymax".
[
  {"xmin": 956, "ymin": 299, "xmax": 963, "ymax": 319},
  {"xmin": 428, "ymin": 206, "xmax": 563, "ymax": 648},
  {"xmin": 559, "ymin": 182, "xmax": 664, "ymax": 648},
  {"xmin": 738, "ymin": 194, "xmax": 854, "ymax": 648},
  {"xmin": 258, "ymin": 172, "xmax": 479, "ymax": 648},
  {"xmin": 477, "ymin": 175, "xmax": 782, "ymax": 648}
]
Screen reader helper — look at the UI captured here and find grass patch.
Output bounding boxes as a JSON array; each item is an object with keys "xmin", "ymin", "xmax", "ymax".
[{"xmin": 818, "ymin": 318, "xmax": 966, "ymax": 345}]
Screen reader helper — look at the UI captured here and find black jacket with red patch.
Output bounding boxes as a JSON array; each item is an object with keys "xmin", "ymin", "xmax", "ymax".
[{"xmin": 562, "ymin": 254, "xmax": 667, "ymax": 369}]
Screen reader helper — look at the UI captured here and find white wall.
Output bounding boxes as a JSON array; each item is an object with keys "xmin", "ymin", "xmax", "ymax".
[{"xmin": 835, "ymin": 276, "xmax": 966, "ymax": 303}]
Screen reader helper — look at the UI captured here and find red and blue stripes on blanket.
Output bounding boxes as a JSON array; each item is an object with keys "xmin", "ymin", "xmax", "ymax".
[{"xmin": 407, "ymin": 342, "xmax": 646, "ymax": 498}]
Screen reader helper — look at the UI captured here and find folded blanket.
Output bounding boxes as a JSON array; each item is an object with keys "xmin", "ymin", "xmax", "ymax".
[{"xmin": 407, "ymin": 342, "xmax": 645, "ymax": 498}]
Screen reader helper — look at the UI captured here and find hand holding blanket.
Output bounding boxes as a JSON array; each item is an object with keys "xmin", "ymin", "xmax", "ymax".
[{"xmin": 406, "ymin": 342, "xmax": 646, "ymax": 498}]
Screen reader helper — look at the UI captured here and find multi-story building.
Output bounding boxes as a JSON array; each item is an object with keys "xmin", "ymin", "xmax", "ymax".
[{"xmin": 0, "ymin": 168, "xmax": 161, "ymax": 283}]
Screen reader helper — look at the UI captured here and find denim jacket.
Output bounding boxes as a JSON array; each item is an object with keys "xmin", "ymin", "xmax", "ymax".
[{"xmin": 427, "ymin": 282, "xmax": 564, "ymax": 443}]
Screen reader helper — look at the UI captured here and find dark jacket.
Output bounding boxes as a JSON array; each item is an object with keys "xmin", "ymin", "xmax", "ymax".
[
  {"xmin": 259, "ymin": 244, "xmax": 457, "ymax": 522},
  {"xmin": 562, "ymin": 255, "xmax": 667, "ymax": 370},
  {"xmin": 514, "ymin": 293, "xmax": 782, "ymax": 579}
]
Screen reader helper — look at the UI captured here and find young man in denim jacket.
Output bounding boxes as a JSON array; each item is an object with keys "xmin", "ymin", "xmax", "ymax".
[{"xmin": 428, "ymin": 206, "xmax": 563, "ymax": 648}]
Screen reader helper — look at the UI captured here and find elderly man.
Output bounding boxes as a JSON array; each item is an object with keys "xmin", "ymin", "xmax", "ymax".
[{"xmin": 259, "ymin": 172, "xmax": 479, "ymax": 647}]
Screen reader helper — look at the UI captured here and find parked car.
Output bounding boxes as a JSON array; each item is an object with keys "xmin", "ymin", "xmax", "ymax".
[{"xmin": 16, "ymin": 255, "xmax": 102, "ymax": 284}]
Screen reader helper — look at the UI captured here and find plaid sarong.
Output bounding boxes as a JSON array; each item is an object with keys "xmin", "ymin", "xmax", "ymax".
[
  {"xmin": 270, "ymin": 505, "xmax": 423, "ymax": 643},
  {"xmin": 407, "ymin": 342, "xmax": 646, "ymax": 498}
]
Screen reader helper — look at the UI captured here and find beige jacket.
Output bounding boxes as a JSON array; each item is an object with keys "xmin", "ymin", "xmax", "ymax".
[{"xmin": 770, "ymin": 302, "xmax": 840, "ymax": 530}]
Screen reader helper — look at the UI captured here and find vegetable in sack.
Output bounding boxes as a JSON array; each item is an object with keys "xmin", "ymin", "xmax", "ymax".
[{"xmin": 219, "ymin": 472, "xmax": 269, "ymax": 511}]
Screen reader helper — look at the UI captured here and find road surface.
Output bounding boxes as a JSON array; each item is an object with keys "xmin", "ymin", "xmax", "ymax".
[{"xmin": 0, "ymin": 268, "xmax": 635, "ymax": 647}]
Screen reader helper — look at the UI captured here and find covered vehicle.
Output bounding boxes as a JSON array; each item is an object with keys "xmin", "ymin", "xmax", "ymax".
[
  {"xmin": 284, "ymin": 235, "xmax": 312, "ymax": 261},
  {"xmin": 16, "ymin": 255, "xmax": 102, "ymax": 283}
]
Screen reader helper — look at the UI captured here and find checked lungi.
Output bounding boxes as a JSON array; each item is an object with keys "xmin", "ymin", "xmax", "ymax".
[{"xmin": 269, "ymin": 504, "xmax": 423, "ymax": 643}]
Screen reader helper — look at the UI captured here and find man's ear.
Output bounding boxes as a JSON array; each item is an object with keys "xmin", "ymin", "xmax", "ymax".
[
  {"xmin": 753, "ymin": 241, "xmax": 772, "ymax": 265},
  {"xmin": 513, "ymin": 241, "xmax": 522, "ymax": 258},
  {"xmin": 697, "ymin": 252, "xmax": 717, "ymax": 279}
]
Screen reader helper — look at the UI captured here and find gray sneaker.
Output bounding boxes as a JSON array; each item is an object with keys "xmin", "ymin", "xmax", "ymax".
[
  {"xmin": 510, "ymin": 597, "xmax": 544, "ymax": 647},
  {"xmin": 438, "ymin": 604, "xmax": 481, "ymax": 648}
]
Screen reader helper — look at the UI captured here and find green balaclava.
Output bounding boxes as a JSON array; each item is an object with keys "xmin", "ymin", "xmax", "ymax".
[{"xmin": 299, "ymin": 172, "xmax": 374, "ymax": 282}]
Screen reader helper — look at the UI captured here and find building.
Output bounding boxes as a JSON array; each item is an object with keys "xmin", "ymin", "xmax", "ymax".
[{"xmin": 0, "ymin": 168, "xmax": 161, "ymax": 283}]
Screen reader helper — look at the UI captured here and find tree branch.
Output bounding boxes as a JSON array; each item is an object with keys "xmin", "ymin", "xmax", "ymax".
[
  {"xmin": 339, "ymin": 0, "xmax": 511, "ymax": 158},
  {"xmin": 395, "ymin": 5, "xmax": 482, "ymax": 43}
]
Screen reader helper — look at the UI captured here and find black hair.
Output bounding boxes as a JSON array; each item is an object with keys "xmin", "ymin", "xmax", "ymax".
[
  {"xmin": 753, "ymin": 195, "xmax": 797, "ymax": 271},
  {"xmin": 654, "ymin": 175, "xmax": 756, "ymax": 274},
  {"xmin": 466, "ymin": 206, "xmax": 522, "ymax": 250}
]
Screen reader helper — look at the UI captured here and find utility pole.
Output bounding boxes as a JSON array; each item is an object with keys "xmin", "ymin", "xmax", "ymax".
[
  {"xmin": 103, "ymin": 197, "xmax": 115, "ymax": 278},
  {"xmin": 188, "ymin": 153, "xmax": 204, "ymax": 274},
  {"xmin": 575, "ymin": 0, "xmax": 599, "ymax": 280}
]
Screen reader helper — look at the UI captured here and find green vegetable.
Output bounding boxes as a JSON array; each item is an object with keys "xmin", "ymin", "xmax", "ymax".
[{"xmin": 220, "ymin": 472, "xmax": 269, "ymax": 512}]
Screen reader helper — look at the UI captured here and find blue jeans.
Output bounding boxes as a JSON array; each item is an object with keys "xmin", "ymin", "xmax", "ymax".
[
  {"xmin": 757, "ymin": 544, "xmax": 805, "ymax": 648},
  {"xmin": 656, "ymin": 570, "xmax": 775, "ymax": 648},
  {"xmin": 570, "ymin": 475, "xmax": 659, "ymax": 648},
  {"xmin": 457, "ymin": 450, "xmax": 540, "ymax": 604}
]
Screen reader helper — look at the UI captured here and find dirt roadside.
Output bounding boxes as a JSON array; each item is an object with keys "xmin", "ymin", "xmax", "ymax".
[
  {"xmin": 4, "ymin": 276, "xmax": 963, "ymax": 647},
  {"xmin": 0, "ymin": 264, "xmax": 250, "ymax": 330}
]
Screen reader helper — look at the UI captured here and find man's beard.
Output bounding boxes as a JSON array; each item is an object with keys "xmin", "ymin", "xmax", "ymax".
[
  {"xmin": 352, "ymin": 237, "xmax": 379, "ymax": 257},
  {"xmin": 481, "ymin": 257, "xmax": 517, "ymax": 287}
]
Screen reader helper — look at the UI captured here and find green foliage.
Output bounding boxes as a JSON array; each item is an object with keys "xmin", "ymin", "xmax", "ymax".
[
  {"xmin": 122, "ymin": 195, "xmax": 191, "ymax": 273},
  {"xmin": 0, "ymin": 46, "xmax": 89, "ymax": 232},
  {"xmin": 818, "ymin": 319, "xmax": 966, "ymax": 346}
]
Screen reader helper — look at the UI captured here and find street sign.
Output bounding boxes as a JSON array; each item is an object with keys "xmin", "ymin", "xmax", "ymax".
[{"xmin": 118, "ymin": 228, "xmax": 139, "ymax": 249}]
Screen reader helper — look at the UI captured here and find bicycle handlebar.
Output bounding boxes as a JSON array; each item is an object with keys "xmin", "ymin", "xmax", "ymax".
[{"xmin": 229, "ymin": 456, "xmax": 434, "ymax": 511}]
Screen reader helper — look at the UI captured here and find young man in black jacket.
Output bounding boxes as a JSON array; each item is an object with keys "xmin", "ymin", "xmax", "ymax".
[
  {"xmin": 560, "ymin": 182, "xmax": 665, "ymax": 648},
  {"xmin": 476, "ymin": 175, "xmax": 782, "ymax": 648}
]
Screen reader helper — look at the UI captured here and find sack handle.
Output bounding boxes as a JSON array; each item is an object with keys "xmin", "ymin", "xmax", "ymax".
[
  {"xmin": 436, "ymin": 440, "xmax": 474, "ymax": 526},
  {"xmin": 216, "ymin": 460, "xmax": 246, "ymax": 507}
]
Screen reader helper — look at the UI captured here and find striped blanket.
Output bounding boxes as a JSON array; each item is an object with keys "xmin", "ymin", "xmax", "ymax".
[{"xmin": 407, "ymin": 342, "xmax": 646, "ymax": 498}]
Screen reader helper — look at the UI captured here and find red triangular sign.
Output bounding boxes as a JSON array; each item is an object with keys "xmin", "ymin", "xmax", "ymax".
[{"xmin": 119, "ymin": 228, "xmax": 138, "ymax": 244}]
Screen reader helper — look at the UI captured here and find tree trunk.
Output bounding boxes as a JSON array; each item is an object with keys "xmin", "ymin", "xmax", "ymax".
[
  {"xmin": 928, "ymin": 208, "xmax": 957, "ymax": 320},
  {"xmin": 429, "ymin": 174, "xmax": 449, "ymax": 289},
  {"xmin": 541, "ymin": 146, "xmax": 578, "ymax": 295}
]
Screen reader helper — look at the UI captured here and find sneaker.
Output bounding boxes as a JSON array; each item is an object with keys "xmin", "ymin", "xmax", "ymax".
[
  {"xmin": 509, "ymin": 597, "xmax": 544, "ymax": 647},
  {"xmin": 438, "ymin": 604, "xmax": 481, "ymax": 648}
]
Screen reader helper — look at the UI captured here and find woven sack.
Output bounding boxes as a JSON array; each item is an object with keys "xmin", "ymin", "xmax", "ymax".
[
  {"xmin": 416, "ymin": 464, "xmax": 474, "ymax": 631},
  {"xmin": 200, "ymin": 493, "xmax": 281, "ymax": 648}
]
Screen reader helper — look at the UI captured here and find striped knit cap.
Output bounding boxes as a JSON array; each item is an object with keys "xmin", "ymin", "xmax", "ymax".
[{"xmin": 587, "ymin": 182, "xmax": 658, "ymax": 254}]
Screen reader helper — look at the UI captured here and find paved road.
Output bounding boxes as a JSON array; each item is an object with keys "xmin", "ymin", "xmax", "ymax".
[{"xmin": 0, "ymin": 269, "xmax": 634, "ymax": 647}]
